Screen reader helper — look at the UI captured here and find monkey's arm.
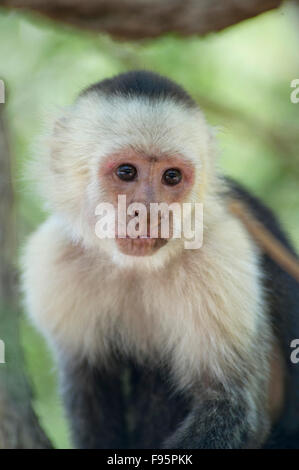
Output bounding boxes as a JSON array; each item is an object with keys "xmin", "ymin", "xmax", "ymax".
[
  {"xmin": 162, "ymin": 370, "xmax": 270, "ymax": 449},
  {"xmin": 60, "ymin": 357, "xmax": 128, "ymax": 449}
]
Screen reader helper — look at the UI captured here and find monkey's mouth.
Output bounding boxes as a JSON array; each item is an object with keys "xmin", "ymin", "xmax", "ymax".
[{"xmin": 116, "ymin": 236, "xmax": 168, "ymax": 256}]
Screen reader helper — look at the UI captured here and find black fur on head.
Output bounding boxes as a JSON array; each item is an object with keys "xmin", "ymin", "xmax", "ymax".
[{"xmin": 81, "ymin": 70, "xmax": 196, "ymax": 107}]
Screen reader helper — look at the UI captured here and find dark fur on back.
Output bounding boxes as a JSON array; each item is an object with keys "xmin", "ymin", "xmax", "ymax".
[
  {"xmin": 226, "ymin": 179, "xmax": 299, "ymax": 448},
  {"xmin": 62, "ymin": 357, "xmax": 190, "ymax": 449},
  {"xmin": 81, "ymin": 70, "xmax": 196, "ymax": 107}
]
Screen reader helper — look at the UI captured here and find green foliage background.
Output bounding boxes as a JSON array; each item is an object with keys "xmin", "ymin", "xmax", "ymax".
[{"xmin": 0, "ymin": 4, "xmax": 298, "ymax": 448}]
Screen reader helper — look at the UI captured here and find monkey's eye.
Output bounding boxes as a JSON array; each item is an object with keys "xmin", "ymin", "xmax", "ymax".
[
  {"xmin": 162, "ymin": 168, "xmax": 182, "ymax": 186},
  {"xmin": 116, "ymin": 164, "xmax": 137, "ymax": 182}
]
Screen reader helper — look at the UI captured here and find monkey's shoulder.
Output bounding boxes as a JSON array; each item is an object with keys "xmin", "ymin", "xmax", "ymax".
[
  {"xmin": 21, "ymin": 217, "xmax": 110, "ymax": 340},
  {"xmin": 22, "ymin": 217, "xmax": 118, "ymax": 354},
  {"xmin": 22, "ymin": 215, "xmax": 110, "ymax": 274},
  {"xmin": 23, "ymin": 216, "xmax": 88, "ymax": 276}
]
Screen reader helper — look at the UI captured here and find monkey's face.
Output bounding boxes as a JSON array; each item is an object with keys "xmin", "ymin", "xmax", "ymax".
[
  {"xmin": 98, "ymin": 148, "xmax": 195, "ymax": 257},
  {"xmin": 40, "ymin": 92, "xmax": 214, "ymax": 267}
]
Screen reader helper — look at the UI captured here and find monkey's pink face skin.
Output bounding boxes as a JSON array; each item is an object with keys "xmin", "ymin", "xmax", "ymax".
[{"xmin": 99, "ymin": 149, "xmax": 195, "ymax": 256}]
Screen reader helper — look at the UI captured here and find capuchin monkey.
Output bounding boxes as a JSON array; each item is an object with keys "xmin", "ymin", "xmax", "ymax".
[{"xmin": 22, "ymin": 70, "xmax": 299, "ymax": 449}]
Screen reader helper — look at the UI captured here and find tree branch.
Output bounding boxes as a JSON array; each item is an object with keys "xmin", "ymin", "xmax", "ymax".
[
  {"xmin": 2, "ymin": 0, "xmax": 283, "ymax": 39},
  {"xmin": 229, "ymin": 200, "xmax": 299, "ymax": 283},
  {"xmin": 0, "ymin": 105, "xmax": 52, "ymax": 449}
]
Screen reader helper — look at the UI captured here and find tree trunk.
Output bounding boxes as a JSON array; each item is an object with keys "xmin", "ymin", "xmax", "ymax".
[
  {"xmin": 0, "ymin": 106, "xmax": 52, "ymax": 449},
  {"xmin": 2, "ymin": 0, "xmax": 283, "ymax": 39}
]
